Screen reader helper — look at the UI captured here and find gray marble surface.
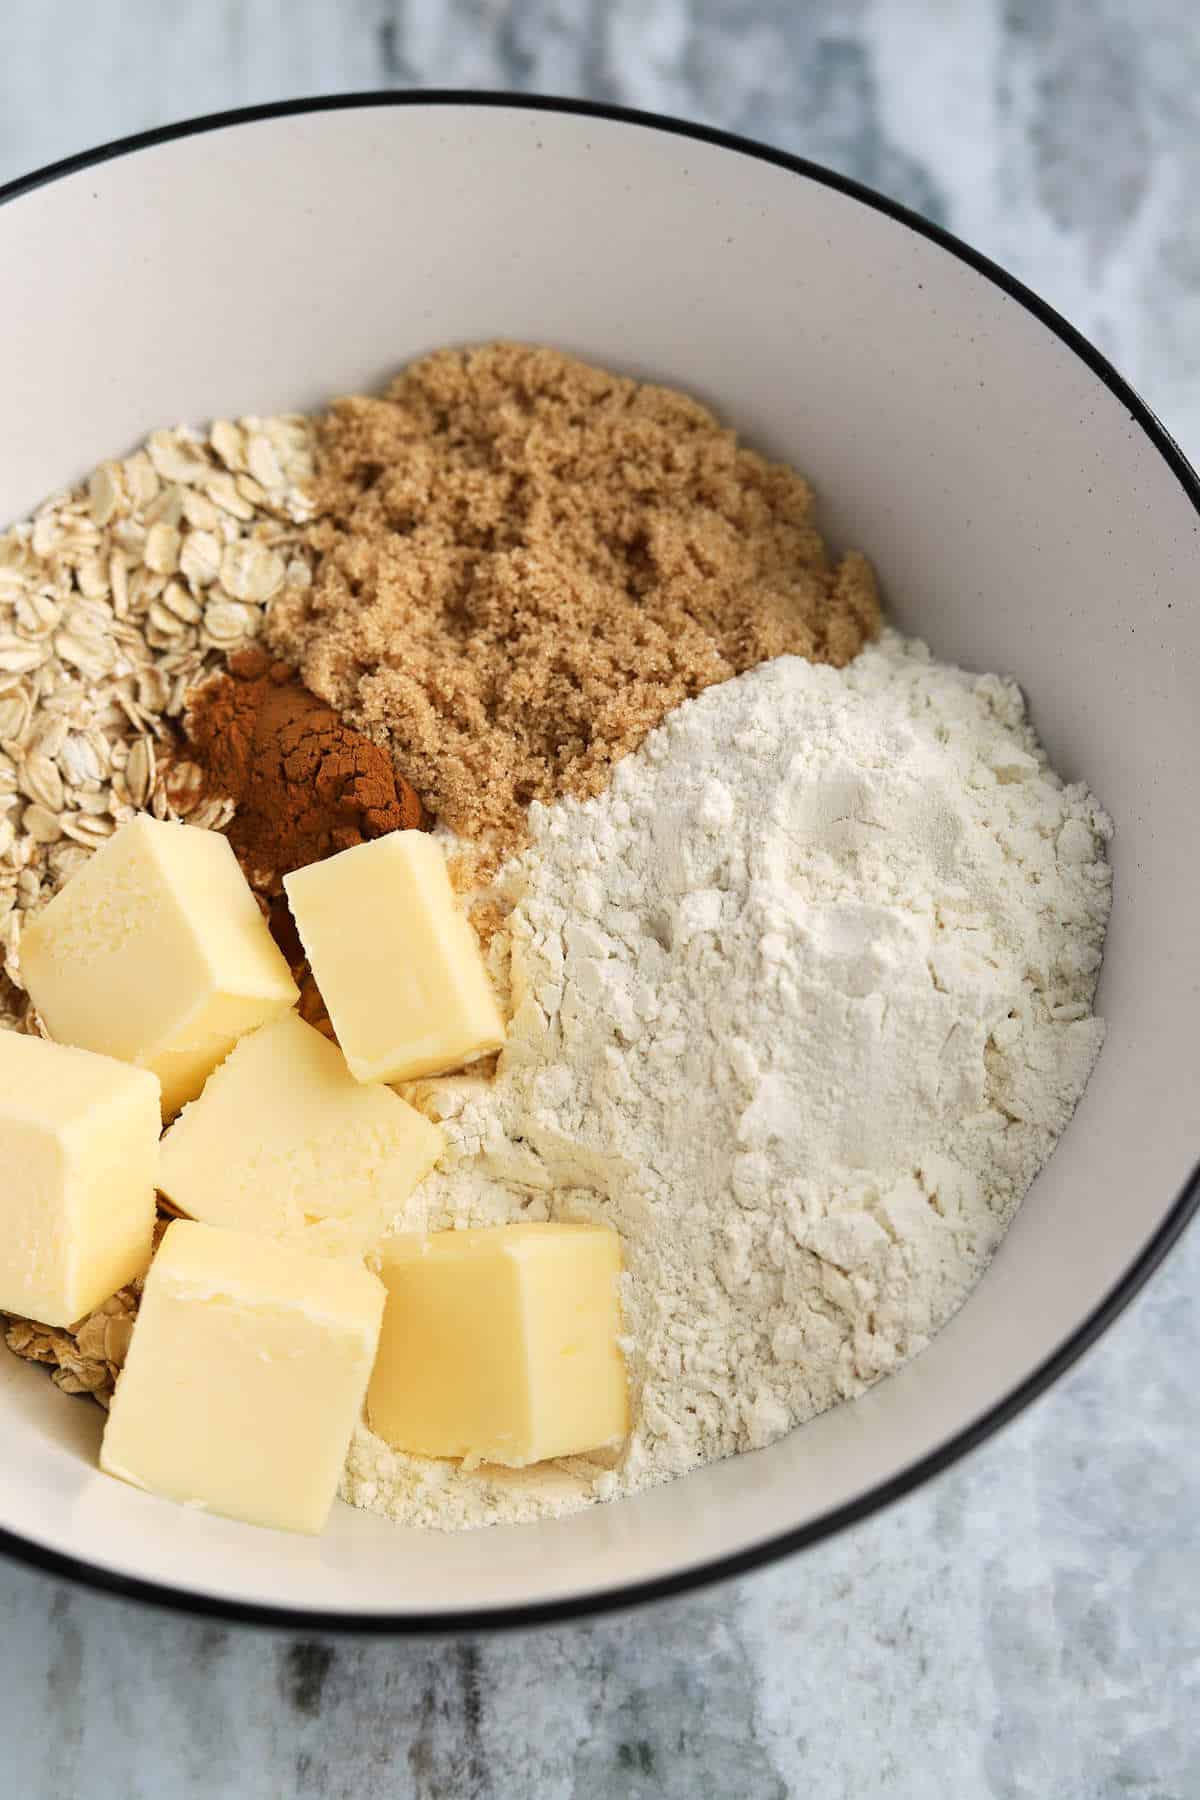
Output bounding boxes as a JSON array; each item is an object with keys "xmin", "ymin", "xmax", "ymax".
[{"xmin": 2, "ymin": 4, "xmax": 1198, "ymax": 1795}]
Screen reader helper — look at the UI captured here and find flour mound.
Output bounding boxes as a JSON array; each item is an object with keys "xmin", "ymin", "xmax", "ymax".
[{"xmin": 343, "ymin": 633, "xmax": 1112, "ymax": 1528}]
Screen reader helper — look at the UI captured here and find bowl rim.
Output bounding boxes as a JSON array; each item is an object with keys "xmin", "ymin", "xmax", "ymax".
[{"xmin": 1, "ymin": 88, "xmax": 1197, "ymax": 1636}]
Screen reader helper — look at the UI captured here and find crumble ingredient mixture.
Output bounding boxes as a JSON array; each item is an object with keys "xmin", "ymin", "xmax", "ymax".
[
  {"xmin": 268, "ymin": 342, "xmax": 881, "ymax": 857},
  {"xmin": 0, "ymin": 354, "xmax": 1111, "ymax": 1543},
  {"xmin": 343, "ymin": 633, "xmax": 1112, "ymax": 1528}
]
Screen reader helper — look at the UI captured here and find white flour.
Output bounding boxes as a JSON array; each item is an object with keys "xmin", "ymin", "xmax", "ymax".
[{"xmin": 342, "ymin": 632, "xmax": 1112, "ymax": 1529}]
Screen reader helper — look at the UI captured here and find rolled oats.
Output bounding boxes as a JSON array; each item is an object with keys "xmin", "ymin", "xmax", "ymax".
[
  {"xmin": 0, "ymin": 412, "xmax": 315, "ymax": 1000},
  {"xmin": 209, "ymin": 419, "xmax": 246, "ymax": 471},
  {"xmin": 87, "ymin": 464, "xmax": 124, "ymax": 528},
  {"xmin": 28, "ymin": 713, "xmax": 69, "ymax": 760},
  {"xmin": 160, "ymin": 580, "xmax": 204, "ymax": 625},
  {"xmin": 181, "ymin": 490, "xmax": 219, "ymax": 532},
  {"xmin": 163, "ymin": 758, "xmax": 205, "ymax": 815},
  {"xmin": 203, "ymin": 598, "xmax": 262, "ymax": 646},
  {"xmin": 179, "ymin": 529, "xmax": 222, "ymax": 587},
  {"xmin": 205, "ymin": 471, "xmax": 256, "ymax": 521},
  {"xmin": 75, "ymin": 790, "xmax": 116, "ymax": 817},
  {"xmin": 0, "ymin": 694, "xmax": 30, "ymax": 740},
  {"xmin": 0, "ymin": 639, "xmax": 47, "ymax": 676},
  {"xmin": 19, "ymin": 752, "xmax": 65, "ymax": 813},
  {"xmin": 146, "ymin": 599, "xmax": 187, "ymax": 642},
  {"xmin": 59, "ymin": 813, "xmax": 115, "ymax": 845},
  {"xmin": 15, "ymin": 592, "xmax": 60, "ymax": 637},
  {"xmin": 220, "ymin": 540, "xmax": 285, "ymax": 603},
  {"xmin": 246, "ymin": 434, "xmax": 284, "ymax": 491},
  {"xmin": 59, "ymin": 732, "xmax": 103, "ymax": 787},
  {"xmin": 53, "ymin": 630, "xmax": 115, "ymax": 681},
  {"xmin": 124, "ymin": 736, "xmax": 154, "ymax": 808},
  {"xmin": 143, "ymin": 521, "xmax": 182, "ymax": 576},
  {"xmin": 20, "ymin": 804, "xmax": 63, "ymax": 845}
]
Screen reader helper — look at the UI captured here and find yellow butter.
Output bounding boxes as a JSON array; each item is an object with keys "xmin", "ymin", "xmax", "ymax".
[
  {"xmin": 22, "ymin": 816, "xmax": 298, "ymax": 1117},
  {"xmin": 284, "ymin": 831, "xmax": 505, "ymax": 1085},
  {"xmin": 0, "ymin": 1032, "xmax": 158, "ymax": 1327},
  {"xmin": 367, "ymin": 1223, "xmax": 628, "ymax": 1467},
  {"xmin": 157, "ymin": 1011, "xmax": 443, "ymax": 1260},
  {"xmin": 100, "ymin": 1219, "xmax": 384, "ymax": 1535}
]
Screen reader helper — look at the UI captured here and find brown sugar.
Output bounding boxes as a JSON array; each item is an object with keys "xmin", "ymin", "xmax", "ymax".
[
  {"xmin": 267, "ymin": 343, "xmax": 881, "ymax": 853},
  {"xmin": 185, "ymin": 649, "xmax": 424, "ymax": 896}
]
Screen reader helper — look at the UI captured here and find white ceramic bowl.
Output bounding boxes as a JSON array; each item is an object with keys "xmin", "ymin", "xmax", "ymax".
[{"xmin": 1, "ymin": 96, "xmax": 1197, "ymax": 1631}]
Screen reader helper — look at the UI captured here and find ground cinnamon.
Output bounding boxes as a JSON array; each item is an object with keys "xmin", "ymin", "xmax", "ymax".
[{"xmin": 185, "ymin": 649, "xmax": 423, "ymax": 895}]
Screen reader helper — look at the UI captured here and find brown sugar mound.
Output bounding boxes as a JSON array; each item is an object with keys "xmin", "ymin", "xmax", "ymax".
[
  {"xmin": 268, "ymin": 343, "xmax": 881, "ymax": 851},
  {"xmin": 185, "ymin": 648, "xmax": 424, "ymax": 896}
]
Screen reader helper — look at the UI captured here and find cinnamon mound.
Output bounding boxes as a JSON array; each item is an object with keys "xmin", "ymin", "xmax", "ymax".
[{"xmin": 186, "ymin": 649, "xmax": 423, "ymax": 895}]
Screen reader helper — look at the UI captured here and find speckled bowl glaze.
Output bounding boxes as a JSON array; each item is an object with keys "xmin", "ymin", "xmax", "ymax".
[{"xmin": 0, "ymin": 96, "xmax": 1196, "ymax": 1631}]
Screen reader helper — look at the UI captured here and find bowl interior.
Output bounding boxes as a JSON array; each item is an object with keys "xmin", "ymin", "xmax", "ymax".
[{"xmin": 1, "ymin": 100, "xmax": 1197, "ymax": 1624}]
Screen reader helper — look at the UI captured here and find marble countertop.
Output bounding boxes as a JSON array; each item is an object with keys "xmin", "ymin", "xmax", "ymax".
[{"xmin": 2, "ymin": 4, "xmax": 1198, "ymax": 1795}]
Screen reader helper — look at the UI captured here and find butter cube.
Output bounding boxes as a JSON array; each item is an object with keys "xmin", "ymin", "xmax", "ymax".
[
  {"xmin": 368, "ymin": 1223, "xmax": 628, "ymax": 1466},
  {"xmin": 284, "ymin": 831, "xmax": 505, "ymax": 1085},
  {"xmin": 22, "ymin": 816, "xmax": 298, "ymax": 1117},
  {"xmin": 0, "ymin": 1032, "xmax": 158, "ymax": 1327},
  {"xmin": 157, "ymin": 1012, "xmax": 443, "ymax": 1259},
  {"xmin": 100, "ymin": 1219, "xmax": 384, "ymax": 1534}
]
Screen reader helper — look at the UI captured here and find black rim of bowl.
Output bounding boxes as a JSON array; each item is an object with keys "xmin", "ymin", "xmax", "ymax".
[{"xmin": 1, "ymin": 90, "xmax": 1197, "ymax": 1636}]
